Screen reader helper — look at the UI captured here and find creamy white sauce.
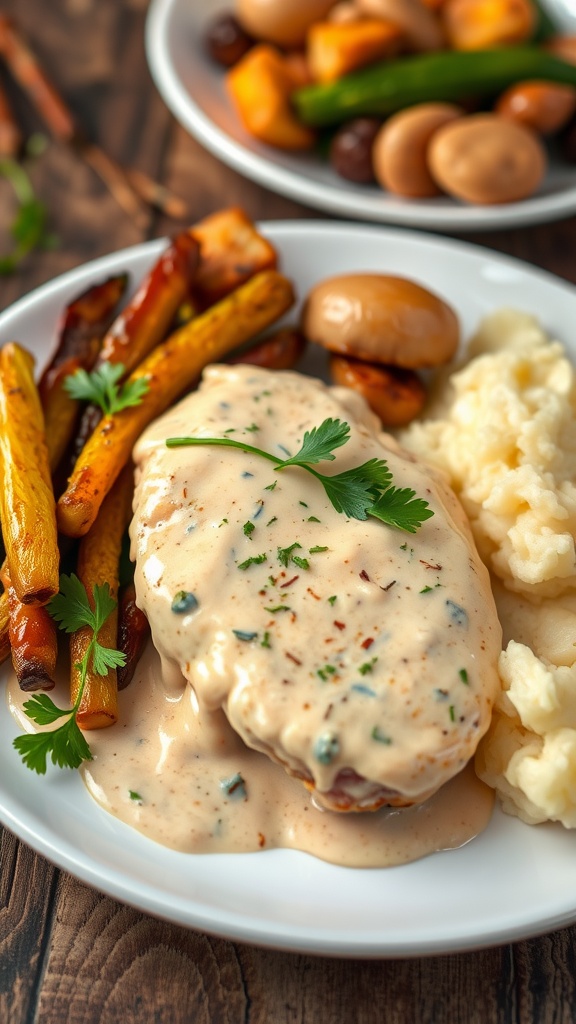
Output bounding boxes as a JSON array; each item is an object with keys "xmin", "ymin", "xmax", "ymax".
[
  {"xmin": 8, "ymin": 365, "xmax": 503, "ymax": 867},
  {"xmin": 8, "ymin": 645, "xmax": 493, "ymax": 867},
  {"xmin": 130, "ymin": 366, "xmax": 502, "ymax": 813}
]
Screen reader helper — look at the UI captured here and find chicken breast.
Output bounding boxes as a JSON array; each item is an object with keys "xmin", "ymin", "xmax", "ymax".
[{"xmin": 130, "ymin": 365, "xmax": 502, "ymax": 812}]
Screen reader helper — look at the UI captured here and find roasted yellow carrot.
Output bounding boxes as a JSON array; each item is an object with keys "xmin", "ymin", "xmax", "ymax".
[
  {"xmin": 57, "ymin": 270, "xmax": 295, "ymax": 537},
  {"xmin": 0, "ymin": 343, "xmax": 59, "ymax": 604},
  {"xmin": 70, "ymin": 466, "xmax": 135, "ymax": 729}
]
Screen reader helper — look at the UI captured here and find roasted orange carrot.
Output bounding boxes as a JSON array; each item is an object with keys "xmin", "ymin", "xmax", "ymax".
[
  {"xmin": 0, "ymin": 343, "xmax": 58, "ymax": 605},
  {"xmin": 44, "ymin": 274, "xmax": 129, "ymax": 374},
  {"xmin": 70, "ymin": 466, "xmax": 135, "ymax": 729},
  {"xmin": 1, "ymin": 563, "xmax": 57, "ymax": 691},
  {"xmin": 117, "ymin": 583, "xmax": 150, "ymax": 690},
  {"xmin": 96, "ymin": 232, "xmax": 200, "ymax": 373},
  {"xmin": 57, "ymin": 269, "xmax": 295, "ymax": 537}
]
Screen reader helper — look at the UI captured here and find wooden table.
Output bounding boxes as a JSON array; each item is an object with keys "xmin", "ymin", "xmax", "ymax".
[{"xmin": 1, "ymin": 2, "xmax": 576, "ymax": 1021}]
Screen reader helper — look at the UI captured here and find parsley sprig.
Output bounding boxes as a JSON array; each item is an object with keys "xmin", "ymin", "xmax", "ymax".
[
  {"xmin": 13, "ymin": 574, "xmax": 126, "ymax": 774},
  {"xmin": 166, "ymin": 418, "xmax": 433, "ymax": 534},
  {"xmin": 64, "ymin": 362, "xmax": 149, "ymax": 416}
]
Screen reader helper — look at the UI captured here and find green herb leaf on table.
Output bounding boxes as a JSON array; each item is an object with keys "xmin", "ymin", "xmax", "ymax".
[
  {"xmin": 13, "ymin": 574, "xmax": 126, "ymax": 775},
  {"xmin": 166, "ymin": 418, "xmax": 433, "ymax": 534},
  {"xmin": 64, "ymin": 362, "xmax": 149, "ymax": 416},
  {"xmin": 0, "ymin": 159, "xmax": 55, "ymax": 276}
]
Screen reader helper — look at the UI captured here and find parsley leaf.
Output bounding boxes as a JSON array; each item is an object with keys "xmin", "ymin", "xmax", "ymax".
[
  {"xmin": 278, "ymin": 418, "xmax": 350, "ymax": 466},
  {"xmin": 368, "ymin": 487, "xmax": 434, "ymax": 534},
  {"xmin": 166, "ymin": 418, "xmax": 433, "ymax": 534},
  {"xmin": 20, "ymin": 694, "xmax": 71, "ymax": 726},
  {"xmin": 13, "ymin": 574, "xmax": 126, "ymax": 775},
  {"xmin": 63, "ymin": 363, "xmax": 149, "ymax": 416},
  {"xmin": 14, "ymin": 715, "xmax": 92, "ymax": 774}
]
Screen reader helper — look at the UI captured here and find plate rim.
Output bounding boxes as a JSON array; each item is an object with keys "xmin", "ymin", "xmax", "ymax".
[
  {"xmin": 145, "ymin": 0, "xmax": 576, "ymax": 233},
  {"xmin": 2, "ymin": 220, "xmax": 576, "ymax": 957}
]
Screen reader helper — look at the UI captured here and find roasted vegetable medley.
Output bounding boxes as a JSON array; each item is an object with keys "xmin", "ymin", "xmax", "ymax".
[{"xmin": 204, "ymin": 0, "xmax": 576, "ymax": 205}]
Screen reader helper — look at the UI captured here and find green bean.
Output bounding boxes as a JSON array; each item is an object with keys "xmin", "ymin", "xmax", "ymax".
[{"xmin": 294, "ymin": 47, "xmax": 576, "ymax": 127}]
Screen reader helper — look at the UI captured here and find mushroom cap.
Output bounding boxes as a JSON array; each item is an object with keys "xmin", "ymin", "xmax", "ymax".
[{"xmin": 301, "ymin": 273, "xmax": 460, "ymax": 369}]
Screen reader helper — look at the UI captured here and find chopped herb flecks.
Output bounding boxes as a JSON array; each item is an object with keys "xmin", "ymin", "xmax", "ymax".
[
  {"xmin": 219, "ymin": 772, "xmax": 247, "ymax": 799},
  {"xmin": 307, "ymin": 516, "xmax": 321, "ymax": 523},
  {"xmin": 243, "ymin": 521, "xmax": 255, "ymax": 538},
  {"xmin": 372, "ymin": 726, "xmax": 392, "ymax": 745},
  {"xmin": 309, "ymin": 545, "xmax": 328, "ymax": 554},
  {"xmin": 171, "ymin": 591, "xmax": 199, "ymax": 614},
  {"xmin": 351, "ymin": 683, "xmax": 376, "ymax": 697},
  {"xmin": 328, "ymin": 595, "xmax": 337, "ymax": 606},
  {"xmin": 232, "ymin": 629, "xmax": 258, "ymax": 642},
  {"xmin": 459, "ymin": 668, "xmax": 469, "ymax": 684},
  {"xmin": 449, "ymin": 705, "xmax": 456, "ymax": 722},
  {"xmin": 238, "ymin": 553, "xmax": 267, "ymax": 570},
  {"xmin": 446, "ymin": 600, "xmax": 468, "ymax": 627},
  {"xmin": 264, "ymin": 481, "xmax": 277, "ymax": 492},
  {"xmin": 317, "ymin": 664, "xmax": 336, "ymax": 681},
  {"xmin": 129, "ymin": 790, "xmax": 143, "ymax": 802},
  {"xmin": 359, "ymin": 657, "xmax": 378, "ymax": 676},
  {"xmin": 261, "ymin": 632, "xmax": 271, "ymax": 649},
  {"xmin": 264, "ymin": 604, "xmax": 291, "ymax": 614},
  {"xmin": 314, "ymin": 732, "xmax": 340, "ymax": 764},
  {"xmin": 266, "ymin": 517, "xmax": 278, "ymax": 527},
  {"xmin": 292, "ymin": 555, "xmax": 309, "ymax": 571},
  {"xmin": 278, "ymin": 542, "xmax": 302, "ymax": 568}
]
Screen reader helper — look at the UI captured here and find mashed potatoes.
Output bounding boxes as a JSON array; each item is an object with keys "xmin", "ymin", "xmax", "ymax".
[{"xmin": 400, "ymin": 309, "xmax": 576, "ymax": 827}]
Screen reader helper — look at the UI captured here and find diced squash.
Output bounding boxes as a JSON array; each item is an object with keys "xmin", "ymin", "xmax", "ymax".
[
  {"xmin": 307, "ymin": 19, "xmax": 403, "ymax": 83},
  {"xmin": 226, "ymin": 45, "xmax": 315, "ymax": 150},
  {"xmin": 442, "ymin": 0, "xmax": 535, "ymax": 50}
]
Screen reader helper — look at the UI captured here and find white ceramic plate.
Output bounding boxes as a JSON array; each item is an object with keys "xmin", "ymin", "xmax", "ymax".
[
  {"xmin": 2, "ymin": 222, "xmax": 576, "ymax": 958},
  {"xmin": 145, "ymin": 0, "xmax": 576, "ymax": 233}
]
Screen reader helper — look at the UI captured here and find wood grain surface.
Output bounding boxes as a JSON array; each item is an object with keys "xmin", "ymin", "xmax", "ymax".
[{"xmin": 1, "ymin": 2, "xmax": 576, "ymax": 1022}]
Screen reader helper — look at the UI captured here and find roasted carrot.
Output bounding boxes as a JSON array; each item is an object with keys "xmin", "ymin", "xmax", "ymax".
[
  {"xmin": 96, "ymin": 232, "xmax": 200, "ymax": 373},
  {"xmin": 0, "ymin": 589, "xmax": 9, "ymax": 666},
  {"xmin": 57, "ymin": 269, "xmax": 295, "ymax": 537},
  {"xmin": 1, "ymin": 563, "xmax": 57, "ymax": 691},
  {"xmin": 117, "ymin": 583, "xmax": 150, "ymax": 690},
  {"xmin": 231, "ymin": 326, "xmax": 307, "ymax": 370},
  {"xmin": 43, "ymin": 274, "xmax": 128, "ymax": 374},
  {"xmin": 0, "ymin": 343, "xmax": 58, "ymax": 605},
  {"xmin": 39, "ymin": 275, "xmax": 128, "ymax": 472},
  {"xmin": 70, "ymin": 466, "xmax": 135, "ymax": 729}
]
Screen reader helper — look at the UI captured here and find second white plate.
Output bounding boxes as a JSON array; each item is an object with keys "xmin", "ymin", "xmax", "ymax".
[{"xmin": 146, "ymin": 0, "xmax": 576, "ymax": 232}]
